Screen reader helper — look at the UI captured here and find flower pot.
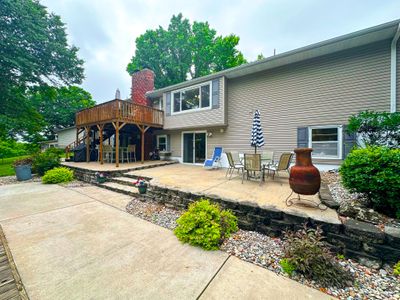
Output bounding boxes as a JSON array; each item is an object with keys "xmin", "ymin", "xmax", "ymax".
[
  {"xmin": 289, "ymin": 148, "xmax": 320, "ymax": 195},
  {"xmin": 138, "ymin": 186, "xmax": 147, "ymax": 194},
  {"xmin": 97, "ymin": 177, "xmax": 106, "ymax": 184},
  {"xmin": 14, "ymin": 164, "xmax": 32, "ymax": 181}
]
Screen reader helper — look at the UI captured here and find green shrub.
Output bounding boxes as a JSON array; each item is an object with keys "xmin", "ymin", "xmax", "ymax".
[
  {"xmin": 394, "ymin": 261, "xmax": 400, "ymax": 276},
  {"xmin": 32, "ymin": 151, "xmax": 61, "ymax": 176},
  {"xmin": 340, "ymin": 146, "xmax": 400, "ymax": 218},
  {"xmin": 279, "ymin": 258, "xmax": 296, "ymax": 277},
  {"xmin": 174, "ymin": 199, "xmax": 238, "ymax": 250},
  {"xmin": 0, "ymin": 139, "xmax": 35, "ymax": 159},
  {"xmin": 347, "ymin": 110, "xmax": 400, "ymax": 148},
  {"xmin": 44, "ymin": 147, "xmax": 64, "ymax": 157},
  {"xmin": 42, "ymin": 167, "xmax": 74, "ymax": 184},
  {"xmin": 283, "ymin": 225, "xmax": 353, "ymax": 288}
]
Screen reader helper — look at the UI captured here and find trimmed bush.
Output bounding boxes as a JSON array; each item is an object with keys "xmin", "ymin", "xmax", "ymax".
[
  {"xmin": 174, "ymin": 199, "xmax": 238, "ymax": 250},
  {"xmin": 32, "ymin": 151, "xmax": 60, "ymax": 176},
  {"xmin": 283, "ymin": 225, "xmax": 353, "ymax": 288},
  {"xmin": 44, "ymin": 147, "xmax": 64, "ymax": 157},
  {"xmin": 340, "ymin": 146, "xmax": 400, "ymax": 218},
  {"xmin": 394, "ymin": 261, "xmax": 400, "ymax": 277},
  {"xmin": 42, "ymin": 167, "xmax": 74, "ymax": 184}
]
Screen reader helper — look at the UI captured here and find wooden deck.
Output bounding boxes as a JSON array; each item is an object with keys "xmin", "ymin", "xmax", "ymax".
[
  {"xmin": 0, "ymin": 226, "xmax": 27, "ymax": 300},
  {"xmin": 76, "ymin": 99, "xmax": 164, "ymax": 127}
]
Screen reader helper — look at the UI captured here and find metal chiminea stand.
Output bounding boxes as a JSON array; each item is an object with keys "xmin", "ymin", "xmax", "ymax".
[{"xmin": 286, "ymin": 148, "xmax": 327, "ymax": 211}]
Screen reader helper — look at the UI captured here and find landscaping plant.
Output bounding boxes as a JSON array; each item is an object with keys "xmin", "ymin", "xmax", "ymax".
[
  {"xmin": 282, "ymin": 225, "xmax": 353, "ymax": 288},
  {"xmin": 174, "ymin": 199, "xmax": 238, "ymax": 250},
  {"xmin": 32, "ymin": 150, "xmax": 61, "ymax": 176},
  {"xmin": 347, "ymin": 110, "xmax": 400, "ymax": 148},
  {"xmin": 340, "ymin": 146, "xmax": 400, "ymax": 218},
  {"xmin": 279, "ymin": 258, "xmax": 296, "ymax": 277},
  {"xmin": 42, "ymin": 167, "xmax": 74, "ymax": 184},
  {"xmin": 394, "ymin": 261, "xmax": 400, "ymax": 277}
]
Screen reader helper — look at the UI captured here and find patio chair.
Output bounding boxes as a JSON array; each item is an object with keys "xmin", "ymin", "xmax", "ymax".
[
  {"xmin": 231, "ymin": 151, "xmax": 241, "ymax": 164},
  {"xmin": 242, "ymin": 153, "xmax": 264, "ymax": 186},
  {"xmin": 265, "ymin": 152, "xmax": 293, "ymax": 179},
  {"xmin": 225, "ymin": 152, "xmax": 244, "ymax": 179},
  {"xmin": 261, "ymin": 150, "xmax": 274, "ymax": 166},
  {"xmin": 103, "ymin": 145, "xmax": 114, "ymax": 163},
  {"xmin": 203, "ymin": 147, "xmax": 223, "ymax": 169},
  {"xmin": 126, "ymin": 144, "xmax": 137, "ymax": 163}
]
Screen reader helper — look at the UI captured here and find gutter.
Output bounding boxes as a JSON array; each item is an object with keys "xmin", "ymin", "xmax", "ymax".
[{"xmin": 390, "ymin": 23, "xmax": 400, "ymax": 112}]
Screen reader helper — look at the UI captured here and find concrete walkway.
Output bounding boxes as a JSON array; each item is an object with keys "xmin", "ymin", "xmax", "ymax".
[{"xmin": 0, "ymin": 182, "xmax": 331, "ymax": 300}]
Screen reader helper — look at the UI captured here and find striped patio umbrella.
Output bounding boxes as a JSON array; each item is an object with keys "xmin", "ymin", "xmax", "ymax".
[{"xmin": 251, "ymin": 109, "xmax": 265, "ymax": 153}]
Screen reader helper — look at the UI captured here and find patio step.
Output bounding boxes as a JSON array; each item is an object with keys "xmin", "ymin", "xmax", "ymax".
[
  {"xmin": 97, "ymin": 181, "xmax": 139, "ymax": 197},
  {"xmin": 122, "ymin": 172, "xmax": 153, "ymax": 181},
  {"xmin": 108, "ymin": 176, "xmax": 137, "ymax": 187}
]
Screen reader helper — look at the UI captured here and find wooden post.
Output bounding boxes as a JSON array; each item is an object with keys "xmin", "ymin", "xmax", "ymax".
[
  {"xmin": 136, "ymin": 125, "xmax": 150, "ymax": 164},
  {"xmin": 76, "ymin": 127, "xmax": 79, "ymax": 147},
  {"xmin": 114, "ymin": 122, "xmax": 120, "ymax": 167},
  {"xmin": 85, "ymin": 126, "xmax": 90, "ymax": 162},
  {"xmin": 141, "ymin": 129, "xmax": 145, "ymax": 164},
  {"xmin": 97, "ymin": 124, "xmax": 104, "ymax": 165}
]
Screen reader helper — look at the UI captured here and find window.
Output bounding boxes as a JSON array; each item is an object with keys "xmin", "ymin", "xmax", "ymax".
[
  {"xmin": 152, "ymin": 97, "xmax": 163, "ymax": 110},
  {"xmin": 172, "ymin": 82, "xmax": 211, "ymax": 114},
  {"xmin": 309, "ymin": 126, "xmax": 342, "ymax": 159},
  {"xmin": 157, "ymin": 135, "xmax": 168, "ymax": 151}
]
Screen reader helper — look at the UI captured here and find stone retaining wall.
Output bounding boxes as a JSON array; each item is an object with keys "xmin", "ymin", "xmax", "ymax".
[
  {"xmin": 68, "ymin": 164, "xmax": 400, "ymax": 267},
  {"xmin": 145, "ymin": 184, "xmax": 400, "ymax": 267}
]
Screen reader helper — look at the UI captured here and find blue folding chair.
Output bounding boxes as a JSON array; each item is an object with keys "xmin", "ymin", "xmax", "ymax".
[{"xmin": 204, "ymin": 147, "xmax": 223, "ymax": 169}]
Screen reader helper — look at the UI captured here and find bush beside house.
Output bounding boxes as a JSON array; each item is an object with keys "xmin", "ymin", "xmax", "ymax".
[
  {"xmin": 174, "ymin": 199, "xmax": 238, "ymax": 250},
  {"xmin": 42, "ymin": 167, "xmax": 74, "ymax": 184}
]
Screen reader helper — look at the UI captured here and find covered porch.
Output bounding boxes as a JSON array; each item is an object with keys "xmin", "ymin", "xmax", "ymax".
[{"xmin": 67, "ymin": 99, "xmax": 164, "ymax": 167}]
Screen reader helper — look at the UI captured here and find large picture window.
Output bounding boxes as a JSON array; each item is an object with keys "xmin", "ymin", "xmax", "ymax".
[
  {"xmin": 172, "ymin": 82, "xmax": 211, "ymax": 114},
  {"xmin": 309, "ymin": 126, "xmax": 342, "ymax": 159}
]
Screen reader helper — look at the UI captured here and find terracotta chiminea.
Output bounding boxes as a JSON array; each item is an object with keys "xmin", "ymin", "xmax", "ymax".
[{"xmin": 289, "ymin": 148, "xmax": 321, "ymax": 195}]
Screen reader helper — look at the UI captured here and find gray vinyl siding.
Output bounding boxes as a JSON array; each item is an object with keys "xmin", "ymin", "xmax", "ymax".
[
  {"xmin": 163, "ymin": 77, "xmax": 226, "ymax": 130},
  {"xmin": 397, "ymin": 40, "xmax": 400, "ymax": 112},
  {"xmin": 57, "ymin": 128, "xmax": 77, "ymax": 148},
  {"xmin": 219, "ymin": 40, "xmax": 392, "ymax": 164}
]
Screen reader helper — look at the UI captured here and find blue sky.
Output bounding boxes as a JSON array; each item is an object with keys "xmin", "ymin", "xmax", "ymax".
[{"xmin": 41, "ymin": 0, "xmax": 400, "ymax": 103}]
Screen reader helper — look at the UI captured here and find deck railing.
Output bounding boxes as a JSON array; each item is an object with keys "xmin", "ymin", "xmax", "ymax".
[{"xmin": 76, "ymin": 99, "xmax": 164, "ymax": 127}]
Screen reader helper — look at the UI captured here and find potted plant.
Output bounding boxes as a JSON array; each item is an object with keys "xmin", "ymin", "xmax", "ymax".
[
  {"xmin": 95, "ymin": 172, "xmax": 107, "ymax": 183},
  {"xmin": 133, "ymin": 178, "xmax": 148, "ymax": 194},
  {"xmin": 13, "ymin": 157, "xmax": 33, "ymax": 181}
]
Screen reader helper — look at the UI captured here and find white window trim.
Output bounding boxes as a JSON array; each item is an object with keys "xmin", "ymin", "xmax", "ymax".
[
  {"xmin": 153, "ymin": 97, "xmax": 163, "ymax": 110},
  {"xmin": 157, "ymin": 135, "xmax": 168, "ymax": 151},
  {"xmin": 308, "ymin": 125, "xmax": 343, "ymax": 160},
  {"xmin": 171, "ymin": 81, "xmax": 212, "ymax": 115},
  {"xmin": 181, "ymin": 130, "xmax": 208, "ymax": 165}
]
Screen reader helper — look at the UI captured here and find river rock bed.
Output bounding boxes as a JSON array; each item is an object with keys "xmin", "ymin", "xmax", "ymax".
[
  {"xmin": 125, "ymin": 198, "xmax": 400, "ymax": 299},
  {"xmin": 0, "ymin": 175, "xmax": 41, "ymax": 186}
]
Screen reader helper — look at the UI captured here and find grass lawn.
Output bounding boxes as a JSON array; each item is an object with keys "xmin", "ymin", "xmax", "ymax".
[{"xmin": 0, "ymin": 155, "xmax": 31, "ymax": 177}]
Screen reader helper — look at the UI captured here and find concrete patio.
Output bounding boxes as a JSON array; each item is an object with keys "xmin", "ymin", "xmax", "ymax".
[
  {"xmin": 0, "ymin": 182, "xmax": 330, "ymax": 299},
  {"xmin": 127, "ymin": 164, "xmax": 339, "ymax": 223}
]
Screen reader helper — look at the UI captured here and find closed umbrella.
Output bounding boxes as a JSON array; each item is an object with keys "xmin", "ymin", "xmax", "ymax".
[{"xmin": 251, "ymin": 109, "xmax": 265, "ymax": 153}]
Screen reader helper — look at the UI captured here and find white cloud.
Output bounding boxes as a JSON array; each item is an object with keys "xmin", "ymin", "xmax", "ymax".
[{"xmin": 41, "ymin": 0, "xmax": 400, "ymax": 103}]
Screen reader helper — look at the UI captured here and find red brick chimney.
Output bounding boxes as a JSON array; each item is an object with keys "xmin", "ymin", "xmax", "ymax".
[{"xmin": 131, "ymin": 69, "xmax": 154, "ymax": 106}]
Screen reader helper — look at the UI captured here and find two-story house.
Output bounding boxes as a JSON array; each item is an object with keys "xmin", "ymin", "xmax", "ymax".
[{"xmin": 142, "ymin": 19, "xmax": 400, "ymax": 170}]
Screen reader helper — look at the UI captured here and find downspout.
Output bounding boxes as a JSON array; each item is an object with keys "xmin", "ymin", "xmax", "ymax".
[{"xmin": 390, "ymin": 23, "xmax": 400, "ymax": 113}]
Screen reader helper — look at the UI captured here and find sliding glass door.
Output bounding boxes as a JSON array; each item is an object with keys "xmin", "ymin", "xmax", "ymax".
[{"xmin": 183, "ymin": 132, "xmax": 206, "ymax": 164}]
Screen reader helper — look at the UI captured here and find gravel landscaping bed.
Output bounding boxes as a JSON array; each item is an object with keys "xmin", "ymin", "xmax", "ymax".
[
  {"xmin": 0, "ymin": 175, "xmax": 41, "ymax": 186},
  {"xmin": 126, "ymin": 198, "xmax": 181, "ymax": 230},
  {"xmin": 125, "ymin": 198, "xmax": 400, "ymax": 300}
]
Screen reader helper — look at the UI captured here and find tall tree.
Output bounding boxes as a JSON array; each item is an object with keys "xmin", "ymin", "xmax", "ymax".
[
  {"xmin": 127, "ymin": 14, "xmax": 246, "ymax": 88},
  {"xmin": 0, "ymin": 0, "xmax": 85, "ymax": 139},
  {"xmin": 30, "ymin": 86, "xmax": 95, "ymax": 140}
]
